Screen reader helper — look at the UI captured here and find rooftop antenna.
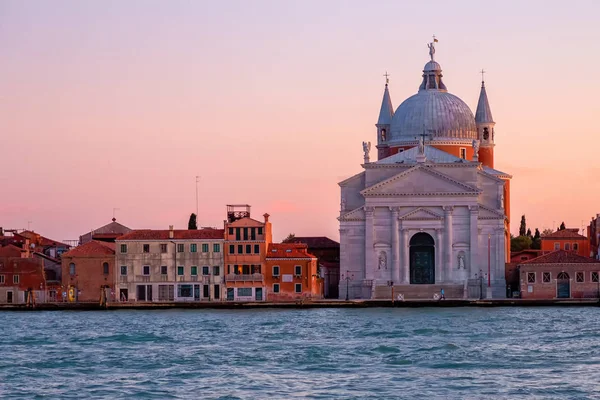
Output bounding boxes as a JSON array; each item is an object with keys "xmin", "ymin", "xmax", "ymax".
[{"xmin": 195, "ymin": 176, "xmax": 200, "ymax": 219}]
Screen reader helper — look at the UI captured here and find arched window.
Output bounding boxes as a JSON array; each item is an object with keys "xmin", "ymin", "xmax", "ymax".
[
  {"xmin": 69, "ymin": 263, "xmax": 76, "ymax": 276},
  {"xmin": 103, "ymin": 262, "xmax": 109, "ymax": 275}
]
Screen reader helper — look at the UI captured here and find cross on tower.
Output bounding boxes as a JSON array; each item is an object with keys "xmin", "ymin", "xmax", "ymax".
[
  {"xmin": 383, "ymin": 71, "xmax": 390, "ymax": 85},
  {"xmin": 480, "ymin": 68, "xmax": 486, "ymax": 82}
]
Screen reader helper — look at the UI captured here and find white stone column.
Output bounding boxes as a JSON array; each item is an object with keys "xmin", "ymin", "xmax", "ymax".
[
  {"xmin": 391, "ymin": 208, "xmax": 400, "ymax": 285},
  {"xmin": 364, "ymin": 207, "xmax": 375, "ymax": 281},
  {"xmin": 443, "ymin": 206, "xmax": 453, "ymax": 282},
  {"xmin": 402, "ymin": 229, "xmax": 410, "ymax": 283},
  {"xmin": 435, "ymin": 228, "xmax": 443, "ymax": 283},
  {"xmin": 469, "ymin": 206, "xmax": 479, "ymax": 278}
]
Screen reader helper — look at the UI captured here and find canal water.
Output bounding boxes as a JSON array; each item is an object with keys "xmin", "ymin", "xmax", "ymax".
[{"xmin": 1, "ymin": 308, "xmax": 599, "ymax": 399}]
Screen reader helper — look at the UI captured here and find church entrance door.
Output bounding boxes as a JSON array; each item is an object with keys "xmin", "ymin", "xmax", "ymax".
[
  {"xmin": 409, "ymin": 232, "xmax": 435, "ymax": 284},
  {"xmin": 556, "ymin": 272, "xmax": 570, "ymax": 298}
]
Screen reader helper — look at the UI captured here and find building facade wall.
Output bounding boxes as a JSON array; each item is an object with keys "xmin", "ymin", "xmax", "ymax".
[
  {"xmin": 265, "ymin": 258, "xmax": 320, "ymax": 301},
  {"xmin": 61, "ymin": 255, "xmax": 115, "ymax": 302},
  {"xmin": 519, "ymin": 263, "xmax": 600, "ymax": 299},
  {"xmin": 541, "ymin": 238, "xmax": 590, "ymax": 257}
]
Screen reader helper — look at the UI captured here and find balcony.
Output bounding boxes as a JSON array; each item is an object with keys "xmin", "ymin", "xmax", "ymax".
[
  {"xmin": 226, "ymin": 273, "xmax": 263, "ymax": 282},
  {"xmin": 160, "ymin": 275, "xmax": 169, "ymax": 282},
  {"xmin": 136, "ymin": 275, "xmax": 151, "ymax": 282},
  {"xmin": 119, "ymin": 276, "xmax": 128, "ymax": 283},
  {"xmin": 191, "ymin": 275, "xmax": 199, "ymax": 281}
]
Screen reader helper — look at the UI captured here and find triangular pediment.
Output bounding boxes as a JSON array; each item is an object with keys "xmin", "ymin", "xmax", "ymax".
[
  {"xmin": 361, "ymin": 166, "xmax": 480, "ymax": 197},
  {"xmin": 339, "ymin": 207, "xmax": 365, "ymax": 221},
  {"xmin": 478, "ymin": 205, "xmax": 506, "ymax": 220},
  {"xmin": 399, "ymin": 207, "xmax": 443, "ymax": 221}
]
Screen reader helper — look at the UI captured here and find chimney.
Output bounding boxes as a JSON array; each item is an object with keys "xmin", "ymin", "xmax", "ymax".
[
  {"xmin": 263, "ymin": 213, "xmax": 270, "ymax": 223},
  {"xmin": 169, "ymin": 225, "xmax": 174, "ymax": 239}
]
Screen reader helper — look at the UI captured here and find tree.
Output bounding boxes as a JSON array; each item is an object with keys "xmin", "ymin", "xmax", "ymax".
[
  {"xmin": 559, "ymin": 222, "xmax": 566, "ymax": 231},
  {"xmin": 519, "ymin": 215, "xmax": 527, "ymax": 237},
  {"xmin": 511, "ymin": 235, "xmax": 532, "ymax": 252},
  {"xmin": 283, "ymin": 233, "xmax": 296, "ymax": 243},
  {"xmin": 542, "ymin": 228, "xmax": 554, "ymax": 237},
  {"xmin": 531, "ymin": 228, "xmax": 542, "ymax": 250},
  {"xmin": 526, "ymin": 228, "xmax": 532, "ymax": 238},
  {"xmin": 188, "ymin": 213, "xmax": 198, "ymax": 230}
]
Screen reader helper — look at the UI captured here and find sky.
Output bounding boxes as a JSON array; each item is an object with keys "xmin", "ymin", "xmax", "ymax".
[{"xmin": 1, "ymin": 0, "xmax": 599, "ymax": 242}]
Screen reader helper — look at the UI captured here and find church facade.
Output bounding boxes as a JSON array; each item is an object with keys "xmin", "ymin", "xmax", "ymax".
[{"xmin": 338, "ymin": 41, "xmax": 511, "ymax": 299}]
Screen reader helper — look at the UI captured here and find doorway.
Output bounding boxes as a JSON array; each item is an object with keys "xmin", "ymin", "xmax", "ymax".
[
  {"xmin": 557, "ymin": 272, "xmax": 570, "ymax": 298},
  {"xmin": 409, "ymin": 232, "xmax": 435, "ymax": 284}
]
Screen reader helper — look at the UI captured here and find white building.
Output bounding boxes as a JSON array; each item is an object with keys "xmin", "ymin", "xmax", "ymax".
[
  {"xmin": 115, "ymin": 227, "xmax": 224, "ymax": 302},
  {"xmin": 339, "ymin": 40, "xmax": 511, "ymax": 299}
]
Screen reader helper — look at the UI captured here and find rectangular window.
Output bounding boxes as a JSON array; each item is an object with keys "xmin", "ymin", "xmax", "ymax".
[
  {"xmin": 143, "ymin": 244, "xmax": 150, "ymax": 253},
  {"xmin": 527, "ymin": 272, "xmax": 535, "ymax": 283},
  {"xmin": 161, "ymin": 266, "xmax": 168, "ymax": 275},
  {"xmin": 251, "ymin": 228, "xmax": 256, "ymax": 240},
  {"xmin": 202, "ymin": 243, "xmax": 209, "ymax": 253},
  {"xmin": 592, "ymin": 272, "xmax": 599, "ymax": 283},
  {"xmin": 228, "ymin": 227, "xmax": 234, "ymax": 235},
  {"xmin": 243, "ymin": 228, "xmax": 249, "ymax": 240},
  {"xmin": 273, "ymin": 265, "xmax": 280, "ymax": 276},
  {"xmin": 203, "ymin": 284, "xmax": 210, "ymax": 298},
  {"xmin": 295, "ymin": 265, "xmax": 302, "ymax": 276},
  {"xmin": 576, "ymin": 272, "xmax": 584, "ymax": 283},
  {"xmin": 295, "ymin": 283, "xmax": 302, "ymax": 293},
  {"xmin": 565, "ymin": 243, "xmax": 571, "ymax": 251},
  {"xmin": 69, "ymin": 263, "xmax": 76, "ymax": 276},
  {"xmin": 0, "ymin": 275, "xmax": 4, "ymax": 284},
  {"xmin": 460, "ymin": 147, "xmax": 466, "ymax": 159},
  {"xmin": 258, "ymin": 227, "xmax": 263, "ymax": 235},
  {"xmin": 234, "ymin": 265, "xmax": 241, "ymax": 275},
  {"xmin": 542, "ymin": 272, "xmax": 551, "ymax": 283},
  {"xmin": 237, "ymin": 288, "xmax": 252, "ymax": 297},
  {"xmin": 574, "ymin": 243, "xmax": 579, "ymax": 251},
  {"xmin": 120, "ymin": 266, "xmax": 127, "ymax": 276},
  {"xmin": 235, "ymin": 228, "xmax": 241, "ymax": 241},
  {"xmin": 160, "ymin": 244, "xmax": 168, "ymax": 253},
  {"xmin": 246, "ymin": 244, "xmax": 252, "ymax": 254},
  {"xmin": 229, "ymin": 245, "xmax": 235, "ymax": 254},
  {"xmin": 238, "ymin": 245, "xmax": 243, "ymax": 254},
  {"xmin": 213, "ymin": 244, "xmax": 220, "ymax": 253},
  {"xmin": 177, "ymin": 266, "xmax": 184, "ymax": 276},
  {"xmin": 120, "ymin": 244, "xmax": 127, "ymax": 253},
  {"xmin": 252, "ymin": 265, "xmax": 261, "ymax": 274},
  {"xmin": 178, "ymin": 284, "xmax": 193, "ymax": 298},
  {"xmin": 158, "ymin": 285, "xmax": 174, "ymax": 301},
  {"xmin": 103, "ymin": 263, "xmax": 109, "ymax": 275},
  {"xmin": 191, "ymin": 266, "xmax": 198, "ymax": 276},
  {"xmin": 213, "ymin": 266, "xmax": 220, "ymax": 276},
  {"xmin": 202, "ymin": 266, "xmax": 210, "ymax": 275},
  {"xmin": 273, "ymin": 283, "xmax": 280, "ymax": 293},
  {"xmin": 190, "ymin": 244, "xmax": 197, "ymax": 253},
  {"xmin": 13, "ymin": 275, "xmax": 19, "ymax": 284},
  {"xmin": 554, "ymin": 243, "xmax": 560, "ymax": 250},
  {"xmin": 254, "ymin": 244, "xmax": 260, "ymax": 254},
  {"xmin": 177, "ymin": 244, "xmax": 184, "ymax": 253},
  {"xmin": 143, "ymin": 266, "xmax": 150, "ymax": 276},
  {"xmin": 242, "ymin": 265, "xmax": 250, "ymax": 274}
]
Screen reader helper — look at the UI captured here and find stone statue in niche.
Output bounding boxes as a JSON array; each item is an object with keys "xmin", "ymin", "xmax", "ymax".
[
  {"xmin": 458, "ymin": 254, "xmax": 466, "ymax": 269},
  {"xmin": 340, "ymin": 196, "xmax": 346, "ymax": 211},
  {"xmin": 499, "ymin": 189, "xmax": 504, "ymax": 209},
  {"xmin": 378, "ymin": 251, "xmax": 387, "ymax": 270}
]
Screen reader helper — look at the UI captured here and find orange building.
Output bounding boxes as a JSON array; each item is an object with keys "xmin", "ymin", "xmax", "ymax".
[
  {"xmin": 541, "ymin": 229, "xmax": 590, "ymax": 257},
  {"xmin": 265, "ymin": 243, "xmax": 321, "ymax": 301},
  {"xmin": 61, "ymin": 240, "xmax": 116, "ymax": 302},
  {"xmin": 223, "ymin": 205, "xmax": 272, "ymax": 301}
]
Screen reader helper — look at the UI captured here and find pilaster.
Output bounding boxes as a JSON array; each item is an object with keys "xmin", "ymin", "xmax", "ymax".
[
  {"xmin": 435, "ymin": 228, "xmax": 443, "ymax": 283},
  {"xmin": 364, "ymin": 207, "xmax": 375, "ymax": 280},
  {"xmin": 390, "ymin": 207, "xmax": 400, "ymax": 284},
  {"xmin": 443, "ymin": 206, "xmax": 453, "ymax": 281},
  {"xmin": 469, "ymin": 205, "xmax": 479, "ymax": 278},
  {"xmin": 402, "ymin": 228, "xmax": 409, "ymax": 283}
]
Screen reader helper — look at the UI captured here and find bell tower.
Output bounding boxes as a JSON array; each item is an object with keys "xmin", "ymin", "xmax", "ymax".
[
  {"xmin": 475, "ymin": 71, "xmax": 495, "ymax": 168},
  {"xmin": 375, "ymin": 73, "xmax": 394, "ymax": 160}
]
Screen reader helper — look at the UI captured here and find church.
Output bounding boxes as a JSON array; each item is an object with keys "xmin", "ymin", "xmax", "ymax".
[{"xmin": 338, "ymin": 40, "xmax": 511, "ymax": 299}]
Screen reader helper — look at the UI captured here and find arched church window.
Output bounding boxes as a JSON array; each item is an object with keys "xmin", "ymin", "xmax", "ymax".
[
  {"xmin": 483, "ymin": 127, "xmax": 489, "ymax": 140},
  {"xmin": 381, "ymin": 129, "xmax": 387, "ymax": 141}
]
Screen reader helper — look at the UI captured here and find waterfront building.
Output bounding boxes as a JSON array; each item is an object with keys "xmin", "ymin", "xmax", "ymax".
[
  {"xmin": 589, "ymin": 214, "xmax": 600, "ymax": 259},
  {"xmin": 541, "ymin": 229, "xmax": 589, "ymax": 257},
  {"xmin": 284, "ymin": 236, "xmax": 340, "ymax": 298},
  {"xmin": 0, "ymin": 252, "xmax": 46, "ymax": 304},
  {"xmin": 223, "ymin": 205, "xmax": 271, "ymax": 301},
  {"xmin": 61, "ymin": 240, "xmax": 116, "ymax": 302},
  {"xmin": 115, "ymin": 227, "xmax": 224, "ymax": 302},
  {"xmin": 265, "ymin": 243, "xmax": 321, "ymax": 301},
  {"xmin": 518, "ymin": 250, "xmax": 600, "ymax": 299},
  {"xmin": 79, "ymin": 218, "xmax": 132, "ymax": 245},
  {"xmin": 339, "ymin": 40, "xmax": 511, "ymax": 299}
]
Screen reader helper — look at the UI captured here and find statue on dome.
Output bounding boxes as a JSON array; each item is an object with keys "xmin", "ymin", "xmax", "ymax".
[
  {"xmin": 472, "ymin": 139, "xmax": 480, "ymax": 154},
  {"xmin": 418, "ymin": 135, "xmax": 425, "ymax": 154},
  {"xmin": 362, "ymin": 141, "xmax": 371, "ymax": 163}
]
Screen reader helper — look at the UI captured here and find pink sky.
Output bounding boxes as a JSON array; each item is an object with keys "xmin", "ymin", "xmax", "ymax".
[{"xmin": 1, "ymin": 0, "xmax": 598, "ymax": 242}]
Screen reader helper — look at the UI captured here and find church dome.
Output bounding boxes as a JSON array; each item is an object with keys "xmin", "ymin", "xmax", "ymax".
[
  {"xmin": 387, "ymin": 48, "xmax": 477, "ymax": 143},
  {"xmin": 389, "ymin": 90, "xmax": 477, "ymax": 142}
]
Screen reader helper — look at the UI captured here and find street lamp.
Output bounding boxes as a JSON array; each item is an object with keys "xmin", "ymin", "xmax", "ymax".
[{"xmin": 341, "ymin": 272, "xmax": 354, "ymax": 301}]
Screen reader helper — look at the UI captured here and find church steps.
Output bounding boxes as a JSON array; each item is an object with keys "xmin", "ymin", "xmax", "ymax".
[{"xmin": 373, "ymin": 284, "xmax": 465, "ymax": 300}]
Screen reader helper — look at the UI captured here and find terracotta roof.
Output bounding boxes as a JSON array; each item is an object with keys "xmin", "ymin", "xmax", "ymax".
[
  {"xmin": 62, "ymin": 240, "xmax": 115, "ymax": 257},
  {"xmin": 542, "ymin": 229, "xmax": 586, "ymax": 240},
  {"xmin": 510, "ymin": 249, "xmax": 542, "ymax": 257},
  {"xmin": 16, "ymin": 231, "xmax": 70, "ymax": 248},
  {"xmin": 520, "ymin": 250, "xmax": 598, "ymax": 265},
  {"xmin": 0, "ymin": 244, "xmax": 25, "ymax": 258},
  {"xmin": 266, "ymin": 243, "xmax": 316, "ymax": 259},
  {"xmin": 286, "ymin": 236, "xmax": 339, "ymax": 249},
  {"xmin": 117, "ymin": 229, "xmax": 224, "ymax": 241}
]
